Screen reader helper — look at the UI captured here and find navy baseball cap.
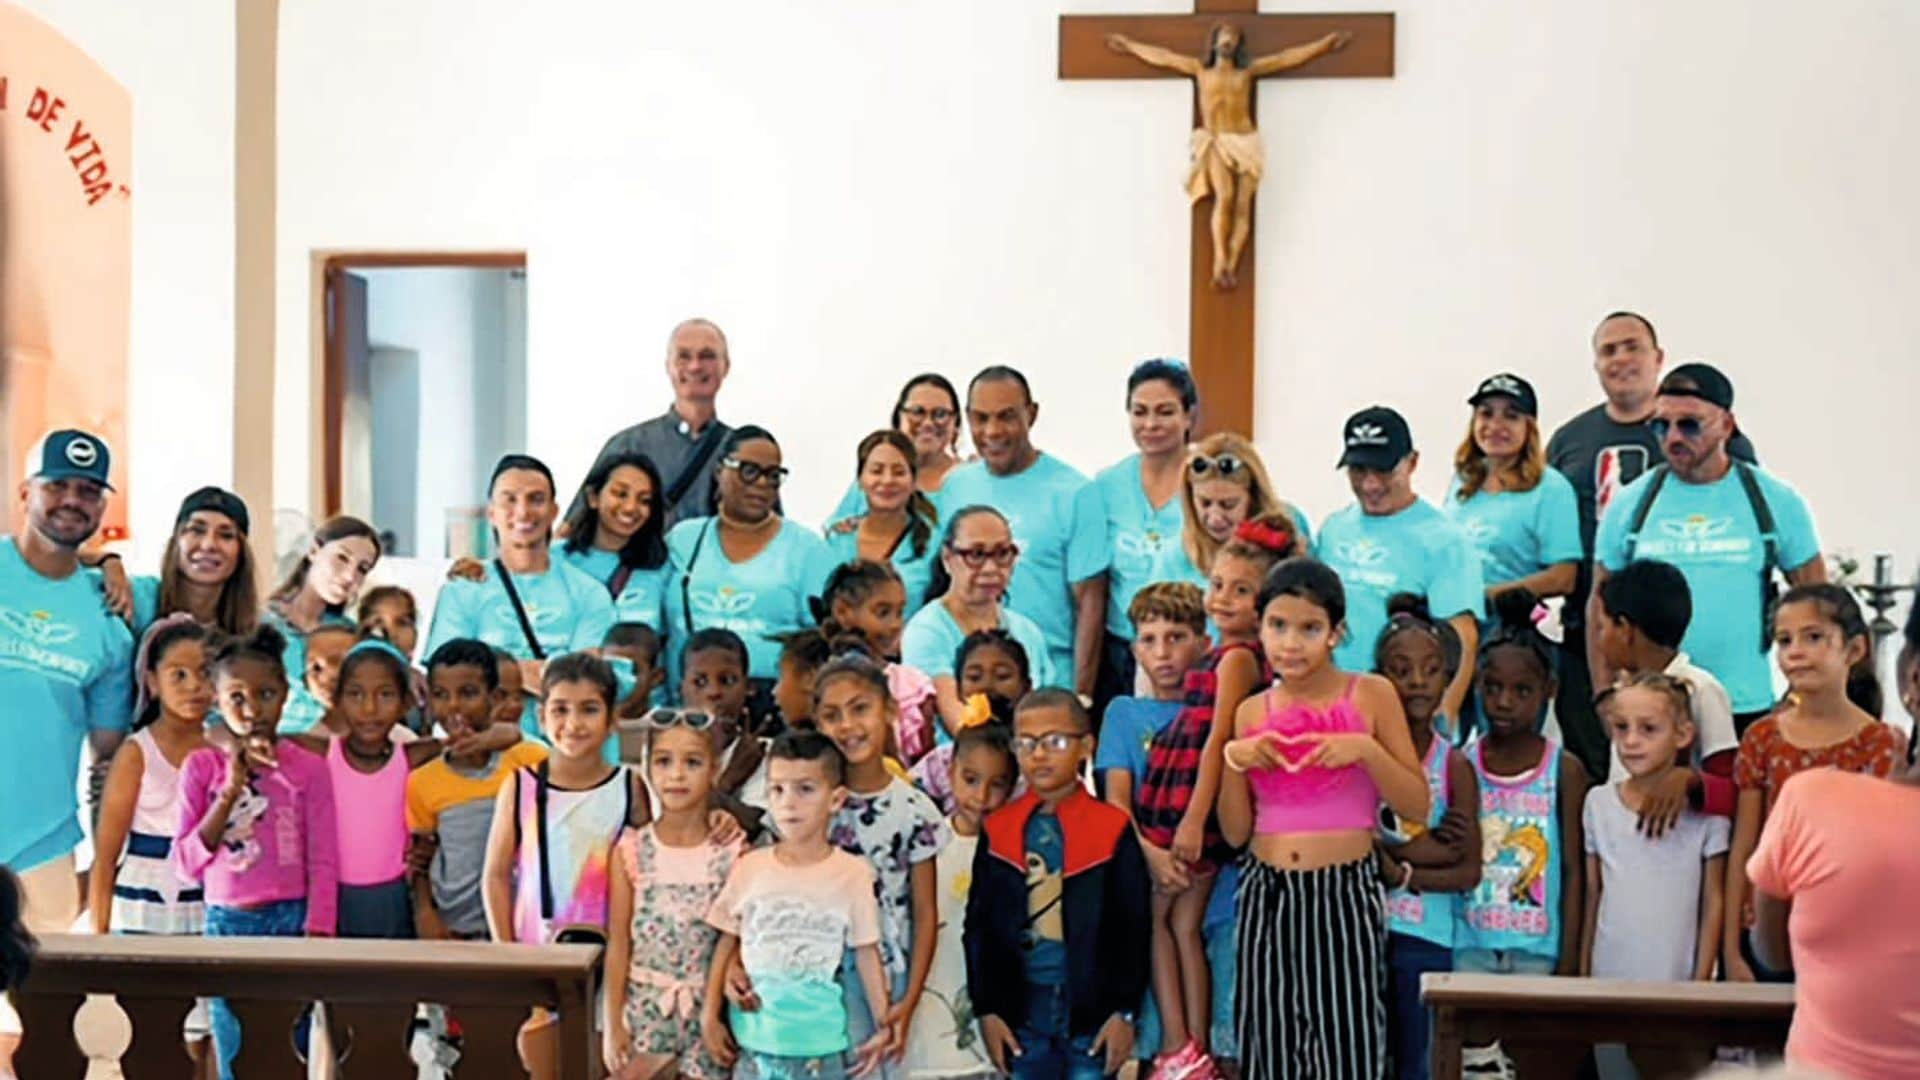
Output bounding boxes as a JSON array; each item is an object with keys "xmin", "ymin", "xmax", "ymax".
[
  {"xmin": 1468, "ymin": 373, "xmax": 1539, "ymax": 418},
  {"xmin": 1337, "ymin": 407, "xmax": 1414, "ymax": 471},
  {"xmin": 23, "ymin": 429, "xmax": 114, "ymax": 490}
]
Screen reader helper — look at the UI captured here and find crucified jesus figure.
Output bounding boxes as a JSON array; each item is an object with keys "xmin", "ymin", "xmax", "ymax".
[{"xmin": 1108, "ymin": 23, "xmax": 1352, "ymax": 289}]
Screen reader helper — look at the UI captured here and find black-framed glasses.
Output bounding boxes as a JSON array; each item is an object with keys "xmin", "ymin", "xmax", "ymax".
[
  {"xmin": 642, "ymin": 707, "xmax": 714, "ymax": 731},
  {"xmin": 1190, "ymin": 453, "xmax": 1246, "ymax": 477},
  {"xmin": 722, "ymin": 458, "xmax": 789, "ymax": 487},
  {"xmin": 948, "ymin": 543, "xmax": 1019, "ymax": 568},
  {"xmin": 1647, "ymin": 417, "xmax": 1706, "ymax": 442},
  {"xmin": 900, "ymin": 405, "xmax": 955, "ymax": 424},
  {"xmin": 1011, "ymin": 731, "xmax": 1083, "ymax": 756}
]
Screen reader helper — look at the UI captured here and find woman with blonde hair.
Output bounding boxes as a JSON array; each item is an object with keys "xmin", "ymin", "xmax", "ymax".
[
  {"xmin": 1443, "ymin": 374, "xmax": 1581, "ymax": 602},
  {"xmin": 1177, "ymin": 432, "xmax": 1311, "ymax": 580}
]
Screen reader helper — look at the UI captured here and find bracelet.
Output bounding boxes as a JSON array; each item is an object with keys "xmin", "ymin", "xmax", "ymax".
[
  {"xmin": 1398, "ymin": 860, "xmax": 1415, "ymax": 891},
  {"xmin": 1222, "ymin": 743, "xmax": 1250, "ymax": 773}
]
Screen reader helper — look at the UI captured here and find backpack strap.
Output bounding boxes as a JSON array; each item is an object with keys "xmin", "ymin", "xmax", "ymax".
[
  {"xmin": 1622, "ymin": 465, "xmax": 1670, "ymax": 563},
  {"xmin": 1733, "ymin": 462, "xmax": 1782, "ymax": 650},
  {"xmin": 664, "ymin": 422, "xmax": 728, "ymax": 513}
]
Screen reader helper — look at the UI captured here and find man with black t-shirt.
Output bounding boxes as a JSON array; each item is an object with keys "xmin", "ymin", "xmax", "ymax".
[{"xmin": 1546, "ymin": 312, "xmax": 1756, "ymax": 778}]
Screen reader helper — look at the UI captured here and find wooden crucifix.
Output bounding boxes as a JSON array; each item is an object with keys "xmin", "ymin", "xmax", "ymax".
[{"xmin": 1060, "ymin": 3, "xmax": 1394, "ymax": 436}]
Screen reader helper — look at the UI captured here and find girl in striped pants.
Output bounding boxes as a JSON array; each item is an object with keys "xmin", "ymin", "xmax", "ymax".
[{"xmin": 1216, "ymin": 560, "xmax": 1431, "ymax": 1080}]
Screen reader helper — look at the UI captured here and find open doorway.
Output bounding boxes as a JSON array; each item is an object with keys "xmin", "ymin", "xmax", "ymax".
[{"xmin": 320, "ymin": 253, "xmax": 526, "ymax": 562}]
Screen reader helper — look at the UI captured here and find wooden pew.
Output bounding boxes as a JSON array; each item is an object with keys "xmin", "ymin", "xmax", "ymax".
[
  {"xmin": 12, "ymin": 933, "xmax": 603, "ymax": 1078},
  {"xmin": 1424, "ymin": 974, "xmax": 1794, "ymax": 1078}
]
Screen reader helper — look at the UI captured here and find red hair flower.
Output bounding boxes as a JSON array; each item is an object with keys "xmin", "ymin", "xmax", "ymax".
[{"xmin": 1233, "ymin": 518, "xmax": 1295, "ymax": 555}]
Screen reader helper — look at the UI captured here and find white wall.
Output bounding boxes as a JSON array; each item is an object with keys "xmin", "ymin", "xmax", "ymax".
[
  {"xmin": 273, "ymin": 0, "xmax": 1920, "ymax": 593},
  {"xmin": 14, "ymin": 0, "xmax": 234, "ymax": 562}
]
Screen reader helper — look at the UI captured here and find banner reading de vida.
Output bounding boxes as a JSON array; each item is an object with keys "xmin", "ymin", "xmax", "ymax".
[{"xmin": 0, "ymin": 1, "xmax": 132, "ymax": 539}]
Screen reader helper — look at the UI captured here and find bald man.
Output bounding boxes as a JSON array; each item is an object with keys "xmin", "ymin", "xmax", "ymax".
[{"xmin": 570, "ymin": 318, "xmax": 734, "ymax": 530}]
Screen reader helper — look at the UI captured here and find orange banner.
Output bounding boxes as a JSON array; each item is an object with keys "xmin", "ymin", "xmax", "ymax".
[{"xmin": 0, "ymin": 1, "xmax": 132, "ymax": 539}]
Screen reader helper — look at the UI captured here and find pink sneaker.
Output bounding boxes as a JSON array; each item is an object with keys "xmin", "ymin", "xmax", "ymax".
[{"xmin": 1151, "ymin": 1039, "xmax": 1218, "ymax": 1080}]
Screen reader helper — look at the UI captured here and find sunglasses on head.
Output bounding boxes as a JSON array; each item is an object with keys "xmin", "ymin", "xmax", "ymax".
[
  {"xmin": 642, "ymin": 707, "xmax": 715, "ymax": 731},
  {"xmin": 948, "ymin": 543, "xmax": 1019, "ymax": 568},
  {"xmin": 1189, "ymin": 453, "xmax": 1246, "ymax": 478},
  {"xmin": 1647, "ymin": 417, "xmax": 1708, "ymax": 441},
  {"xmin": 722, "ymin": 457, "xmax": 789, "ymax": 487}
]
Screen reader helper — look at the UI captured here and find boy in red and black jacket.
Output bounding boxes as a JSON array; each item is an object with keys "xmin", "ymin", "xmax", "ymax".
[{"xmin": 964, "ymin": 689, "xmax": 1150, "ymax": 1078}]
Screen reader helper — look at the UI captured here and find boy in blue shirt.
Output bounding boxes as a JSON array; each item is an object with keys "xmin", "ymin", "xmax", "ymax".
[{"xmin": 1096, "ymin": 584, "xmax": 1240, "ymax": 1077}]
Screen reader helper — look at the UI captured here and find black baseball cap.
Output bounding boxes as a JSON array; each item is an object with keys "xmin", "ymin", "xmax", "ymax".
[
  {"xmin": 176, "ymin": 486, "xmax": 251, "ymax": 536},
  {"xmin": 1337, "ymin": 406, "xmax": 1414, "ymax": 471},
  {"xmin": 1657, "ymin": 363, "xmax": 1734, "ymax": 410},
  {"xmin": 23, "ymin": 429, "xmax": 114, "ymax": 490},
  {"xmin": 1468, "ymin": 373, "xmax": 1538, "ymax": 418}
]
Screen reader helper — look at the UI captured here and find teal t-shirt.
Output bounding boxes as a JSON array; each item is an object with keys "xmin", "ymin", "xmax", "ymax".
[
  {"xmin": 822, "ymin": 521, "xmax": 939, "ymax": 619},
  {"xmin": 554, "ymin": 544, "xmax": 670, "ymax": 632},
  {"xmin": 900, "ymin": 600, "xmax": 1058, "ymax": 689},
  {"xmin": 1315, "ymin": 499, "xmax": 1485, "ymax": 673},
  {"xmin": 263, "ymin": 607, "xmax": 356, "ymax": 737},
  {"xmin": 1022, "ymin": 810, "xmax": 1068, "ymax": 986},
  {"xmin": 423, "ymin": 558, "xmax": 618, "ymax": 736},
  {"xmin": 130, "ymin": 574, "xmax": 162, "ymax": 641},
  {"xmin": 663, "ymin": 517, "xmax": 838, "ymax": 684},
  {"xmin": 0, "ymin": 539, "xmax": 135, "ymax": 870},
  {"xmin": 1086, "ymin": 455, "xmax": 1206, "ymax": 640},
  {"xmin": 1595, "ymin": 465, "xmax": 1819, "ymax": 713},
  {"xmin": 1442, "ymin": 469, "xmax": 1583, "ymax": 591},
  {"xmin": 938, "ymin": 455, "xmax": 1108, "ymax": 682}
]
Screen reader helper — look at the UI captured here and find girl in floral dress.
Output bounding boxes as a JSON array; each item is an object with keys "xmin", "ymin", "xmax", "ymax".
[{"xmin": 604, "ymin": 715, "xmax": 747, "ymax": 1079}]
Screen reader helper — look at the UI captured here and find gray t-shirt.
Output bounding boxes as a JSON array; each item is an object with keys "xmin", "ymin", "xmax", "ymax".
[
  {"xmin": 1583, "ymin": 783, "xmax": 1729, "ymax": 981},
  {"xmin": 568, "ymin": 408, "xmax": 732, "ymax": 531}
]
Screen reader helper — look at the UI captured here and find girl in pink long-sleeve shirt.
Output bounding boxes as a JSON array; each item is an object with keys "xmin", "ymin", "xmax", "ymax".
[{"xmin": 175, "ymin": 624, "xmax": 336, "ymax": 1080}]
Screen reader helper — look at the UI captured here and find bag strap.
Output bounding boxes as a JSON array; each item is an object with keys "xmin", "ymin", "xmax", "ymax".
[
  {"xmin": 680, "ymin": 519, "xmax": 713, "ymax": 635},
  {"xmin": 606, "ymin": 563, "xmax": 636, "ymax": 602},
  {"xmin": 1621, "ymin": 465, "xmax": 1670, "ymax": 563},
  {"xmin": 535, "ymin": 761, "xmax": 555, "ymax": 921},
  {"xmin": 664, "ymin": 422, "xmax": 728, "ymax": 512},
  {"xmin": 1734, "ymin": 462, "xmax": 1782, "ymax": 651},
  {"xmin": 494, "ymin": 559, "xmax": 546, "ymax": 660}
]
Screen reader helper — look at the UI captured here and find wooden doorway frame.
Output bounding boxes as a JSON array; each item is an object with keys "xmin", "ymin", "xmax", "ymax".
[{"xmin": 311, "ymin": 251, "xmax": 526, "ymax": 517}]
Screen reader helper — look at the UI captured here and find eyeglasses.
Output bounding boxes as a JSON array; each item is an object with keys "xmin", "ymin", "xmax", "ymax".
[
  {"xmin": 1189, "ymin": 454, "xmax": 1246, "ymax": 477},
  {"xmin": 642, "ymin": 707, "xmax": 714, "ymax": 731},
  {"xmin": 722, "ymin": 458, "xmax": 789, "ymax": 487},
  {"xmin": 1647, "ymin": 417, "xmax": 1707, "ymax": 442},
  {"xmin": 948, "ymin": 543, "xmax": 1019, "ymax": 568},
  {"xmin": 900, "ymin": 405, "xmax": 955, "ymax": 424},
  {"xmin": 1011, "ymin": 731, "xmax": 1083, "ymax": 756}
]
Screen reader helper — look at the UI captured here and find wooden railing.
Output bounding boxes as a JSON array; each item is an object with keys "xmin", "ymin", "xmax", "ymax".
[
  {"xmin": 1424, "ymin": 974, "xmax": 1796, "ymax": 1079},
  {"xmin": 13, "ymin": 933, "xmax": 604, "ymax": 1078}
]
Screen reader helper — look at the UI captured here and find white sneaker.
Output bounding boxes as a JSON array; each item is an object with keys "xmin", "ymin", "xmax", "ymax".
[{"xmin": 1461, "ymin": 1041, "xmax": 1517, "ymax": 1080}]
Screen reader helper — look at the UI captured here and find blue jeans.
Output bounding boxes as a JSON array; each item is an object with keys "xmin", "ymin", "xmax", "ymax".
[
  {"xmin": 205, "ymin": 900, "xmax": 308, "ymax": 1080},
  {"xmin": 1012, "ymin": 983, "xmax": 1107, "ymax": 1080},
  {"xmin": 1386, "ymin": 932, "xmax": 1452, "ymax": 1080}
]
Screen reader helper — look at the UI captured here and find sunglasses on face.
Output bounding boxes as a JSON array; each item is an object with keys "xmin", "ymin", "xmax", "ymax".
[
  {"xmin": 1189, "ymin": 454, "xmax": 1246, "ymax": 477},
  {"xmin": 1011, "ymin": 731, "xmax": 1082, "ymax": 756},
  {"xmin": 1648, "ymin": 417, "xmax": 1708, "ymax": 441},
  {"xmin": 642, "ymin": 707, "xmax": 714, "ymax": 731},
  {"xmin": 948, "ymin": 544, "xmax": 1019, "ymax": 568},
  {"xmin": 722, "ymin": 458, "xmax": 789, "ymax": 487},
  {"xmin": 900, "ymin": 405, "xmax": 955, "ymax": 424}
]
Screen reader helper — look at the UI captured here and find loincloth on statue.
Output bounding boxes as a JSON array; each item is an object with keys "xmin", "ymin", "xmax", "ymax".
[{"xmin": 1186, "ymin": 128, "xmax": 1265, "ymax": 203}]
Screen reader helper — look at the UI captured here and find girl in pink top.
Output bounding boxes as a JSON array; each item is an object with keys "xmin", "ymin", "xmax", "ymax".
[
  {"xmin": 175, "ymin": 625, "xmax": 337, "ymax": 1080},
  {"xmin": 1216, "ymin": 558, "xmax": 1427, "ymax": 1080},
  {"xmin": 318, "ymin": 639, "xmax": 526, "ymax": 938}
]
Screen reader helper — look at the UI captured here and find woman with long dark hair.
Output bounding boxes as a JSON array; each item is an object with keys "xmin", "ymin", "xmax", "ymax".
[
  {"xmin": 264, "ymin": 515, "xmax": 380, "ymax": 734},
  {"xmin": 824, "ymin": 430, "xmax": 941, "ymax": 614},
  {"xmin": 557, "ymin": 451, "xmax": 671, "ymax": 631},
  {"xmin": 828, "ymin": 373, "xmax": 965, "ymax": 524},
  {"xmin": 663, "ymin": 426, "xmax": 836, "ymax": 716}
]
